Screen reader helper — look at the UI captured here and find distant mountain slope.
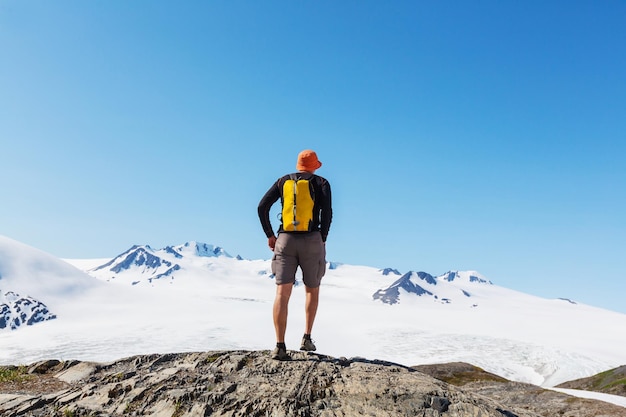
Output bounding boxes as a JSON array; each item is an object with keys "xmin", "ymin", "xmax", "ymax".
[
  {"xmin": 0, "ymin": 235, "xmax": 100, "ymax": 331},
  {"xmin": 415, "ymin": 362, "xmax": 626, "ymax": 415},
  {"xmin": 556, "ymin": 365, "xmax": 626, "ymax": 398},
  {"xmin": 0, "ymin": 235, "xmax": 98, "ymax": 298}
]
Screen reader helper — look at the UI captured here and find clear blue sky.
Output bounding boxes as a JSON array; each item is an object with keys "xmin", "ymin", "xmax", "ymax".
[{"xmin": 1, "ymin": 1, "xmax": 625, "ymax": 313}]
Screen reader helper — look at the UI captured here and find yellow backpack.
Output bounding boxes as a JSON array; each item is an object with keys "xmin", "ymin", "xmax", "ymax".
[{"xmin": 281, "ymin": 174, "xmax": 315, "ymax": 232}]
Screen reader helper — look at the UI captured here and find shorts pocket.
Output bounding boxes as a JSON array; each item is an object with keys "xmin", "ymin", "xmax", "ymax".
[
  {"xmin": 317, "ymin": 258, "xmax": 326, "ymax": 280},
  {"xmin": 271, "ymin": 253, "xmax": 277, "ymax": 276}
]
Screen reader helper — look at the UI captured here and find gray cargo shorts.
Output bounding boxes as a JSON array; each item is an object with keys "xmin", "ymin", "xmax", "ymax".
[{"xmin": 271, "ymin": 232, "xmax": 326, "ymax": 287}]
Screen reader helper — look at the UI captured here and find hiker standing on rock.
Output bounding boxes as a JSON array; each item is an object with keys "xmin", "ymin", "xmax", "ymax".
[{"xmin": 258, "ymin": 149, "xmax": 333, "ymax": 360}]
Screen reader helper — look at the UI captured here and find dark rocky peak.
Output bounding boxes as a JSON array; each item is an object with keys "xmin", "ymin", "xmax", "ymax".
[
  {"xmin": 415, "ymin": 271, "xmax": 437, "ymax": 285},
  {"xmin": 328, "ymin": 261, "xmax": 343, "ymax": 270},
  {"xmin": 373, "ymin": 271, "xmax": 434, "ymax": 305},
  {"xmin": 148, "ymin": 264, "xmax": 182, "ymax": 283},
  {"xmin": 380, "ymin": 267, "xmax": 401, "ymax": 276},
  {"xmin": 108, "ymin": 246, "xmax": 170, "ymax": 273},
  {"xmin": 441, "ymin": 271, "xmax": 492, "ymax": 285},
  {"xmin": 442, "ymin": 271, "xmax": 460, "ymax": 282},
  {"xmin": 175, "ymin": 241, "xmax": 231, "ymax": 258},
  {"xmin": 469, "ymin": 274, "xmax": 491, "ymax": 284},
  {"xmin": 93, "ymin": 245, "xmax": 155, "ymax": 272},
  {"xmin": 163, "ymin": 246, "xmax": 184, "ymax": 259}
]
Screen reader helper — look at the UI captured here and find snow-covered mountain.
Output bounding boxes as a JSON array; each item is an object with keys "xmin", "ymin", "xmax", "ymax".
[
  {"xmin": 0, "ymin": 291, "xmax": 56, "ymax": 330},
  {"xmin": 88, "ymin": 241, "xmax": 232, "ymax": 285},
  {"xmin": 373, "ymin": 271, "xmax": 491, "ymax": 305},
  {"xmin": 1, "ymin": 234, "xmax": 626, "ymax": 391}
]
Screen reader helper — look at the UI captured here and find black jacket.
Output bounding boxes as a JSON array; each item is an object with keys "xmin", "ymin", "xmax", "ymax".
[{"xmin": 258, "ymin": 172, "xmax": 332, "ymax": 242}]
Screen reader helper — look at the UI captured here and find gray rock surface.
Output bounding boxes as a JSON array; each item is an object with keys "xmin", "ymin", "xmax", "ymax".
[{"xmin": 1, "ymin": 351, "xmax": 623, "ymax": 417}]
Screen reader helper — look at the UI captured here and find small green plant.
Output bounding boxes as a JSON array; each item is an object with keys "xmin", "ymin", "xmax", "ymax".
[
  {"xmin": 124, "ymin": 400, "xmax": 141, "ymax": 415},
  {"xmin": 206, "ymin": 353, "xmax": 223, "ymax": 363},
  {"xmin": 172, "ymin": 399, "xmax": 184, "ymax": 417},
  {"xmin": 0, "ymin": 366, "xmax": 31, "ymax": 383},
  {"xmin": 63, "ymin": 408, "xmax": 75, "ymax": 417}
]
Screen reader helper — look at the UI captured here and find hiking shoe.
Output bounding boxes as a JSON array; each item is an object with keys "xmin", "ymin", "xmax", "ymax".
[
  {"xmin": 271, "ymin": 346, "xmax": 291, "ymax": 361},
  {"xmin": 300, "ymin": 337, "xmax": 316, "ymax": 352}
]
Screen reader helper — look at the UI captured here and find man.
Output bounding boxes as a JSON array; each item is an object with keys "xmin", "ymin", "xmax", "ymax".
[{"xmin": 258, "ymin": 149, "xmax": 333, "ymax": 360}]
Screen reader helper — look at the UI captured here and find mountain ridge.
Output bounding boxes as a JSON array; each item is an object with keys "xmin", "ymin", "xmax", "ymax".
[{"xmin": 86, "ymin": 241, "xmax": 515, "ymax": 307}]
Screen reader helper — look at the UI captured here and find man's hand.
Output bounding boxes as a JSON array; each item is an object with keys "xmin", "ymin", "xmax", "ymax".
[{"xmin": 268, "ymin": 235, "xmax": 277, "ymax": 251}]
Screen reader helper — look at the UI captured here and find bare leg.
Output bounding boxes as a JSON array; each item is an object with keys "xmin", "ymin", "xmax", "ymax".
[
  {"xmin": 304, "ymin": 285, "xmax": 319, "ymax": 335},
  {"xmin": 273, "ymin": 283, "xmax": 293, "ymax": 343}
]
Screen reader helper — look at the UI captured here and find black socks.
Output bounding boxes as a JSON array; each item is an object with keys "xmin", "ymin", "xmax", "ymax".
[{"xmin": 303, "ymin": 334, "xmax": 312, "ymax": 340}]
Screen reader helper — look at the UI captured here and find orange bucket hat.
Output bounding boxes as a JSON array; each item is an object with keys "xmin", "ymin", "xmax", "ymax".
[{"xmin": 296, "ymin": 149, "xmax": 322, "ymax": 172}]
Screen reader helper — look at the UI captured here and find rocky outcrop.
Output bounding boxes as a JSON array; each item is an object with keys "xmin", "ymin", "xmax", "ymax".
[
  {"xmin": 0, "ymin": 350, "xmax": 545, "ymax": 417},
  {"xmin": 1, "ymin": 352, "xmax": 625, "ymax": 417}
]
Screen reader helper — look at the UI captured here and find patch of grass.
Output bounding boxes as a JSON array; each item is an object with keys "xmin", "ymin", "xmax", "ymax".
[
  {"xmin": 583, "ymin": 369, "xmax": 626, "ymax": 391},
  {"xmin": 589, "ymin": 369, "xmax": 614, "ymax": 389},
  {"xmin": 206, "ymin": 353, "xmax": 224, "ymax": 363},
  {"xmin": 442, "ymin": 370, "xmax": 507, "ymax": 386},
  {"xmin": 0, "ymin": 366, "xmax": 32, "ymax": 383},
  {"xmin": 602, "ymin": 378, "xmax": 626, "ymax": 390}
]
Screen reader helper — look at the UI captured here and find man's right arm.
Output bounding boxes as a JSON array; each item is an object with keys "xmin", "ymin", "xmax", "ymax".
[{"xmin": 258, "ymin": 181, "xmax": 281, "ymax": 240}]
